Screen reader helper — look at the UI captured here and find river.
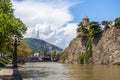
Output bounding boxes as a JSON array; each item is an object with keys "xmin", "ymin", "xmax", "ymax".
[{"xmin": 19, "ymin": 62, "xmax": 120, "ymax": 80}]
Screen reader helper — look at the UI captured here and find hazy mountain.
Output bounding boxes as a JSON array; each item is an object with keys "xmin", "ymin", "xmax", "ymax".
[{"xmin": 24, "ymin": 38, "xmax": 63, "ymax": 53}]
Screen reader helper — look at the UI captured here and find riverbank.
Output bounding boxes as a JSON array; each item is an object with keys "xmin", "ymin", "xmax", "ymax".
[{"xmin": 0, "ymin": 64, "xmax": 22, "ymax": 80}]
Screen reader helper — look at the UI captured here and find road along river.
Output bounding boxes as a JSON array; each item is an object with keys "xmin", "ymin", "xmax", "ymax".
[{"xmin": 19, "ymin": 62, "xmax": 120, "ymax": 80}]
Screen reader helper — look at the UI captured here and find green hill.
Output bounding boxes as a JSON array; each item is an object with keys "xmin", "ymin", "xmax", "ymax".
[{"xmin": 24, "ymin": 38, "xmax": 63, "ymax": 53}]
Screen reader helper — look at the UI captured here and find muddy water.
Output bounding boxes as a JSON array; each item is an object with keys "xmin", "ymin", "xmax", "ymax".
[{"xmin": 19, "ymin": 62, "xmax": 120, "ymax": 80}]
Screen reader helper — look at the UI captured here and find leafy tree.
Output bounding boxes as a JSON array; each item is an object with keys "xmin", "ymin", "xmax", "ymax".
[
  {"xmin": 114, "ymin": 17, "xmax": 120, "ymax": 28},
  {"xmin": 17, "ymin": 40, "xmax": 32, "ymax": 60},
  {"xmin": 77, "ymin": 21, "xmax": 102, "ymax": 63},
  {"xmin": 51, "ymin": 51, "xmax": 56, "ymax": 56},
  {"xmin": 89, "ymin": 21, "xmax": 102, "ymax": 36},
  {"xmin": 101, "ymin": 21, "xmax": 114, "ymax": 30},
  {"xmin": 0, "ymin": 0, "xmax": 27, "ymax": 52},
  {"xmin": 77, "ymin": 22, "xmax": 88, "ymax": 37}
]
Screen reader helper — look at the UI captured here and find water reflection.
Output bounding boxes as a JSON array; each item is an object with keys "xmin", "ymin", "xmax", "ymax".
[
  {"xmin": 65, "ymin": 64, "xmax": 120, "ymax": 80},
  {"xmin": 19, "ymin": 62, "xmax": 120, "ymax": 80}
]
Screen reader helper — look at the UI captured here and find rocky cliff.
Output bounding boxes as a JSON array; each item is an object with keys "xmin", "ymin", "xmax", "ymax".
[
  {"xmin": 60, "ymin": 38, "xmax": 86, "ymax": 64},
  {"xmin": 92, "ymin": 28, "xmax": 120, "ymax": 64},
  {"xmin": 60, "ymin": 28, "xmax": 120, "ymax": 65}
]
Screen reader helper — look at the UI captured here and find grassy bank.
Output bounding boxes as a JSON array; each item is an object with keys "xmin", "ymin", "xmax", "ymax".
[{"xmin": 0, "ymin": 58, "xmax": 10, "ymax": 67}]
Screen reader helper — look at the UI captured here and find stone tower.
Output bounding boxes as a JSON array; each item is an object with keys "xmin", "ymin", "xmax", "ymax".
[
  {"xmin": 77, "ymin": 16, "xmax": 89, "ymax": 37},
  {"xmin": 82, "ymin": 16, "xmax": 89, "ymax": 27}
]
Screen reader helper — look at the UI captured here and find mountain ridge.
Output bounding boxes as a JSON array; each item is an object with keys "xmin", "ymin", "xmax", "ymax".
[{"xmin": 24, "ymin": 38, "xmax": 63, "ymax": 53}]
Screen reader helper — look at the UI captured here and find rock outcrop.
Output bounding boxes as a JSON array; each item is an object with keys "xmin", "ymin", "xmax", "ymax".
[
  {"xmin": 60, "ymin": 38, "xmax": 86, "ymax": 64},
  {"xmin": 92, "ymin": 28, "xmax": 120, "ymax": 64},
  {"xmin": 60, "ymin": 28, "xmax": 120, "ymax": 65}
]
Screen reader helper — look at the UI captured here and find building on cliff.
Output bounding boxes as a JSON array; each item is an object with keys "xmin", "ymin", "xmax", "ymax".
[
  {"xmin": 60, "ymin": 17, "xmax": 120, "ymax": 65},
  {"xmin": 82, "ymin": 16, "xmax": 89, "ymax": 27},
  {"xmin": 77, "ymin": 16, "xmax": 90, "ymax": 37}
]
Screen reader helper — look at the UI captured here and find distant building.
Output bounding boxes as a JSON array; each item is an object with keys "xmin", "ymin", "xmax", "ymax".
[
  {"xmin": 33, "ymin": 53, "xmax": 40, "ymax": 57},
  {"xmin": 82, "ymin": 16, "xmax": 89, "ymax": 27},
  {"xmin": 77, "ymin": 16, "xmax": 89, "ymax": 37}
]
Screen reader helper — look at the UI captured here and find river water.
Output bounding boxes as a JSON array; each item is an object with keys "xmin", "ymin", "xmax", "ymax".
[{"xmin": 19, "ymin": 62, "xmax": 120, "ymax": 80}]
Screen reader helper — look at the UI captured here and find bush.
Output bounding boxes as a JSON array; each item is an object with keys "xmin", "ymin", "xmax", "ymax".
[
  {"xmin": 113, "ymin": 62, "xmax": 120, "ymax": 65},
  {"xmin": 114, "ymin": 17, "xmax": 120, "ymax": 27},
  {"xmin": 0, "ymin": 60, "xmax": 6, "ymax": 67},
  {"xmin": 0, "ymin": 58, "xmax": 10, "ymax": 67},
  {"xmin": 60, "ymin": 53, "xmax": 68, "ymax": 61},
  {"xmin": 0, "ymin": 58, "xmax": 10, "ymax": 64},
  {"xmin": 78, "ymin": 54, "xmax": 84, "ymax": 64}
]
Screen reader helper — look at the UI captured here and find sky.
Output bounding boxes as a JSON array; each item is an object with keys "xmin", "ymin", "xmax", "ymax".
[{"xmin": 12, "ymin": 0, "xmax": 120, "ymax": 49}]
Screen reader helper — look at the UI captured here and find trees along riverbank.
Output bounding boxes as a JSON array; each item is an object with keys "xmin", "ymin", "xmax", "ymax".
[{"xmin": 0, "ymin": 0, "xmax": 32, "ymax": 67}]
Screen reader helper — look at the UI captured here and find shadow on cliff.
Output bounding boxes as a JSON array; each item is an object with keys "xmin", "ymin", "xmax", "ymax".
[
  {"xmin": 81, "ymin": 32, "xmax": 103, "ymax": 46},
  {"xmin": 93, "ymin": 32, "xmax": 103, "ymax": 46}
]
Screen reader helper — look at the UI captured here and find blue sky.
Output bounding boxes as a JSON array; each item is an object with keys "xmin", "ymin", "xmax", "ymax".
[
  {"xmin": 70, "ymin": 0, "xmax": 120, "ymax": 23},
  {"xmin": 12, "ymin": 0, "xmax": 120, "ymax": 49}
]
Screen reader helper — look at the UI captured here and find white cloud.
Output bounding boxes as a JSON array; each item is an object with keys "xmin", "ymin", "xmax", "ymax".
[
  {"xmin": 36, "ymin": 23, "xmax": 77, "ymax": 48},
  {"xmin": 12, "ymin": 0, "xmax": 78, "ymax": 49}
]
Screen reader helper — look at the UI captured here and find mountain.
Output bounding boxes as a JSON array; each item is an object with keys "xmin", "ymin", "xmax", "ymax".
[{"xmin": 24, "ymin": 38, "xmax": 63, "ymax": 53}]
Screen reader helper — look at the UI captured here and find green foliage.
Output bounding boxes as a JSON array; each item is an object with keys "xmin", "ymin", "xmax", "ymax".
[
  {"xmin": 77, "ymin": 21, "xmax": 102, "ymax": 64},
  {"xmin": 89, "ymin": 21, "xmax": 102, "ymax": 36},
  {"xmin": 78, "ymin": 54, "xmax": 84, "ymax": 64},
  {"xmin": 85, "ymin": 36, "xmax": 92, "ymax": 50},
  {"xmin": 60, "ymin": 53, "xmax": 68, "ymax": 61},
  {"xmin": 113, "ymin": 62, "xmax": 120, "ymax": 65},
  {"xmin": 51, "ymin": 51, "xmax": 56, "ymax": 56},
  {"xmin": 0, "ymin": 58, "xmax": 10, "ymax": 67},
  {"xmin": 24, "ymin": 38, "xmax": 63, "ymax": 53},
  {"xmin": 102, "ymin": 21, "xmax": 109, "ymax": 25},
  {"xmin": 0, "ymin": 61, "xmax": 6, "ymax": 67},
  {"xmin": 0, "ymin": 0, "xmax": 27, "ymax": 52},
  {"xmin": 101, "ymin": 21, "xmax": 113, "ymax": 30},
  {"xmin": 77, "ymin": 26, "xmax": 88, "ymax": 36},
  {"xmin": 17, "ymin": 40, "xmax": 32, "ymax": 60},
  {"xmin": 0, "ymin": 0, "xmax": 13, "ymax": 14},
  {"xmin": 0, "ymin": 58, "xmax": 9, "ymax": 64},
  {"xmin": 85, "ymin": 51, "xmax": 92, "ymax": 59},
  {"xmin": 114, "ymin": 17, "xmax": 120, "ymax": 27}
]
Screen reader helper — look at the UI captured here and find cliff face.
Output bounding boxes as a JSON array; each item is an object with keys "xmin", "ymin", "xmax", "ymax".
[
  {"xmin": 60, "ymin": 28, "xmax": 120, "ymax": 64},
  {"xmin": 92, "ymin": 28, "xmax": 120, "ymax": 64},
  {"xmin": 60, "ymin": 38, "xmax": 86, "ymax": 64}
]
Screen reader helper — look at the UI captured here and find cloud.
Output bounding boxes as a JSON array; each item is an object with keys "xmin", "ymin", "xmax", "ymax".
[
  {"xmin": 36, "ymin": 23, "xmax": 77, "ymax": 48},
  {"xmin": 12, "ymin": 0, "xmax": 78, "ymax": 49}
]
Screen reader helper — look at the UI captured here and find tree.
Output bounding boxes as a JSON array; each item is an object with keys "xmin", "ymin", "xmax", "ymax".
[
  {"xmin": 0, "ymin": 0, "xmax": 27, "ymax": 52},
  {"xmin": 17, "ymin": 40, "xmax": 32, "ymax": 60},
  {"xmin": 51, "ymin": 51, "xmax": 57, "ymax": 56},
  {"xmin": 114, "ymin": 17, "xmax": 120, "ymax": 28},
  {"xmin": 89, "ymin": 21, "xmax": 102, "ymax": 36},
  {"xmin": 102, "ymin": 21, "xmax": 114, "ymax": 30},
  {"xmin": 77, "ymin": 22, "xmax": 88, "ymax": 37},
  {"xmin": 77, "ymin": 21, "xmax": 102, "ymax": 63}
]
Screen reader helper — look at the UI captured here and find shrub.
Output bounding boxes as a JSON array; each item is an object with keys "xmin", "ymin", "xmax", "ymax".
[
  {"xmin": 113, "ymin": 62, "xmax": 120, "ymax": 65},
  {"xmin": 78, "ymin": 54, "xmax": 84, "ymax": 64},
  {"xmin": 0, "ymin": 58, "xmax": 10, "ymax": 67},
  {"xmin": 60, "ymin": 53, "xmax": 68, "ymax": 61},
  {"xmin": 0, "ymin": 58, "xmax": 9, "ymax": 64}
]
